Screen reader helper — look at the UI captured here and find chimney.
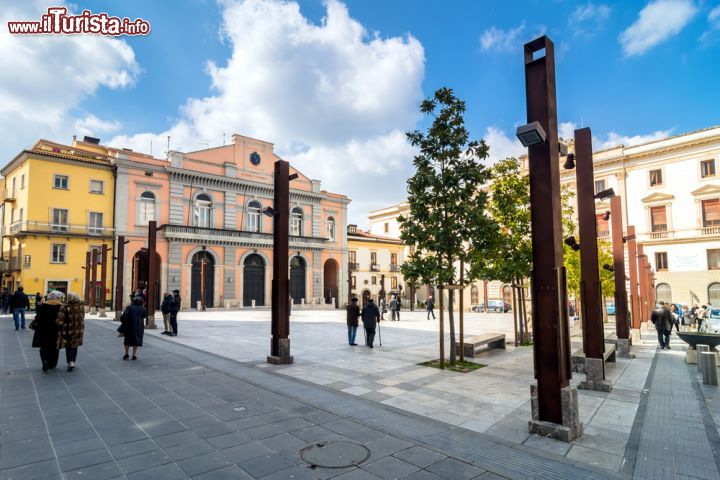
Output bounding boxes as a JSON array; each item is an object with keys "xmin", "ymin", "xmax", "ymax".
[{"xmin": 83, "ymin": 136, "xmax": 101, "ymax": 145}]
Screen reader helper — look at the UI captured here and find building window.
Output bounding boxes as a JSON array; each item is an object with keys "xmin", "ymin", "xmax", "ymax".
[
  {"xmin": 351, "ymin": 276, "xmax": 356, "ymax": 289},
  {"xmin": 596, "ymin": 213, "xmax": 610, "ymax": 237},
  {"xmin": 391, "ymin": 253, "xmax": 397, "ymax": 267},
  {"xmin": 52, "ymin": 208, "xmax": 69, "ymax": 232},
  {"xmin": 10, "ymin": 208, "xmax": 14, "ymax": 224},
  {"xmin": 384, "ymin": 222, "xmax": 389, "ymax": 233},
  {"xmin": 51, "ymin": 244, "xmax": 66, "ymax": 263},
  {"xmin": 709, "ymin": 283, "xmax": 720, "ymax": 305},
  {"xmin": 391, "ymin": 277, "xmax": 398, "ymax": 289},
  {"xmin": 89, "ymin": 212, "xmax": 103, "ymax": 235},
  {"xmin": 54, "ymin": 175, "xmax": 69, "ymax": 189},
  {"xmin": 656, "ymin": 283, "xmax": 672, "ymax": 304},
  {"xmin": 20, "ymin": 174, "xmax": 25, "ymax": 189},
  {"xmin": 650, "ymin": 206, "xmax": 667, "ymax": 232},
  {"xmin": 247, "ymin": 200, "xmax": 262, "ymax": 232},
  {"xmin": 139, "ymin": 191, "xmax": 155, "ymax": 224},
  {"xmin": 371, "ymin": 276, "xmax": 377, "ymax": 285},
  {"xmin": 18, "ymin": 208, "xmax": 23, "ymax": 224},
  {"xmin": 594, "ymin": 179, "xmax": 606, "ymax": 195},
  {"xmin": 701, "ymin": 159, "xmax": 716, "ymax": 178},
  {"xmin": 370, "ymin": 252, "xmax": 377, "ymax": 269},
  {"xmin": 194, "ymin": 193, "xmax": 212, "ymax": 228},
  {"xmin": 471, "ymin": 286, "xmax": 479, "ymax": 304},
  {"xmin": 326, "ymin": 217, "xmax": 335, "ymax": 241},
  {"xmin": 655, "ymin": 252, "xmax": 668, "ymax": 271},
  {"xmin": 649, "ymin": 169, "xmax": 663, "ymax": 187},
  {"xmin": 290, "ymin": 207, "xmax": 303, "ymax": 236},
  {"xmin": 709, "ymin": 249, "xmax": 720, "ymax": 270},
  {"xmin": 90, "ymin": 180, "xmax": 104, "ymax": 194},
  {"xmin": 702, "ymin": 199, "xmax": 720, "ymax": 227},
  {"xmin": 12, "ymin": 177, "xmax": 16, "ymax": 196},
  {"xmin": 348, "ymin": 250, "xmax": 356, "ymax": 265}
]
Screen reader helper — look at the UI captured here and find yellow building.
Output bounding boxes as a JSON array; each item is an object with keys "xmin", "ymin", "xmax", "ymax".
[{"xmin": 1, "ymin": 138, "xmax": 115, "ymax": 302}]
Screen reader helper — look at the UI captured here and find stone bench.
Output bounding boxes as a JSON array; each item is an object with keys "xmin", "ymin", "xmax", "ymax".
[
  {"xmin": 455, "ymin": 333, "xmax": 506, "ymax": 358},
  {"xmin": 572, "ymin": 343, "xmax": 616, "ymax": 373}
]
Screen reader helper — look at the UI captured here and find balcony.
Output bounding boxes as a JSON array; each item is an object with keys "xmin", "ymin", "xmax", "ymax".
[
  {"xmin": 162, "ymin": 224, "xmax": 328, "ymax": 250},
  {"xmin": 390, "ymin": 264, "xmax": 400, "ymax": 272},
  {"xmin": 6, "ymin": 221, "xmax": 114, "ymax": 237},
  {"xmin": 370, "ymin": 263, "xmax": 379, "ymax": 272},
  {"xmin": 701, "ymin": 225, "xmax": 720, "ymax": 236},
  {"xmin": 7, "ymin": 257, "xmax": 21, "ymax": 272},
  {"xmin": 2, "ymin": 190, "xmax": 15, "ymax": 203},
  {"xmin": 348, "ymin": 262, "xmax": 359, "ymax": 271}
]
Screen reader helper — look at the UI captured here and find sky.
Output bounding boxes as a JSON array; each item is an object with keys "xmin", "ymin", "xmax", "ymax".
[{"xmin": 1, "ymin": 0, "xmax": 719, "ymax": 226}]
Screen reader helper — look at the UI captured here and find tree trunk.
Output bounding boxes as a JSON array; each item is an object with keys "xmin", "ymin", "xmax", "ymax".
[
  {"xmin": 512, "ymin": 278, "xmax": 519, "ymax": 345},
  {"xmin": 520, "ymin": 278, "xmax": 529, "ymax": 344},
  {"xmin": 448, "ymin": 288, "xmax": 456, "ymax": 366}
]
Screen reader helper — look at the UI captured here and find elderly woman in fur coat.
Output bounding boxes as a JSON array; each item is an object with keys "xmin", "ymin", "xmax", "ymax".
[
  {"xmin": 56, "ymin": 292, "xmax": 85, "ymax": 372},
  {"xmin": 31, "ymin": 290, "xmax": 63, "ymax": 371}
]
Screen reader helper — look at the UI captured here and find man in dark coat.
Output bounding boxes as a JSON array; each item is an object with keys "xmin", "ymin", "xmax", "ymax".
[
  {"xmin": 2, "ymin": 288, "xmax": 9, "ymax": 314},
  {"xmin": 361, "ymin": 298, "xmax": 380, "ymax": 348},
  {"xmin": 10, "ymin": 286, "xmax": 30, "ymax": 330},
  {"xmin": 120, "ymin": 296, "xmax": 145, "ymax": 360},
  {"xmin": 169, "ymin": 290, "xmax": 181, "ymax": 336},
  {"xmin": 161, "ymin": 292, "xmax": 174, "ymax": 335},
  {"xmin": 346, "ymin": 298, "xmax": 360, "ymax": 346},
  {"xmin": 426, "ymin": 295, "xmax": 436, "ymax": 320},
  {"xmin": 651, "ymin": 301, "xmax": 673, "ymax": 349},
  {"xmin": 31, "ymin": 290, "xmax": 63, "ymax": 371}
]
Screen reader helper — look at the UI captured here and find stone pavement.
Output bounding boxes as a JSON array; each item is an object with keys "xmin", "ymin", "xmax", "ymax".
[{"xmin": 1, "ymin": 317, "xmax": 622, "ymax": 480}]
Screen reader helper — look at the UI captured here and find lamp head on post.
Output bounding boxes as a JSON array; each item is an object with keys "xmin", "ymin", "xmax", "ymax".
[
  {"xmin": 602, "ymin": 211, "xmax": 611, "ymax": 221},
  {"xmin": 515, "ymin": 121, "xmax": 547, "ymax": 147},
  {"xmin": 602, "ymin": 263, "xmax": 615, "ymax": 273},
  {"xmin": 564, "ymin": 236, "xmax": 581, "ymax": 251},
  {"xmin": 562, "ymin": 153, "xmax": 575, "ymax": 170},
  {"xmin": 594, "ymin": 188, "xmax": 615, "ymax": 201}
]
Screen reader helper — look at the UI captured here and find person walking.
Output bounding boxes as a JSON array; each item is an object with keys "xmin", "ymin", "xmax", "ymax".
[
  {"xmin": 379, "ymin": 297, "xmax": 387, "ymax": 321},
  {"xmin": 120, "ymin": 296, "xmax": 145, "ymax": 360},
  {"xmin": 56, "ymin": 292, "xmax": 85, "ymax": 371},
  {"xmin": 160, "ymin": 292, "xmax": 174, "ymax": 335},
  {"xmin": 651, "ymin": 301, "xmax": 673, "ymax": 349},
  {"xmin": 346, "ymin": 297, "xmax": 360, "ymax": 346},
  {"xmin": 389, "ymin": 295, "xmax": 399, "ymax": 321},
  {"xmin": 169, "ymin": 289, "xmax": 181, "ymax": 336},
  {"xmin": 697, "ymin": 305, "xmax": 708, "ymax": 332},
  {"xmin": 10, "ymin": 286, "xmax": 30, "ymax": 330},
  {"xmin": 682, "ymin": 305, "xmax": 693, "ymax": 331},
  {"xmin": 426, "ymin": 295, "xmax": 436, "ymax": 320},
  {"xmin": 670, "ymin": 304, "xmax": 681, "ymax": 333},
  {"xmin": 1, "ymin": 288, "xmax": 9, "ymax": 314},
  {"xmin": 361, "ymin": 298, "xmax": 380, "ymax": 348},
  {"xmin": 30, "ymin": 290, "xmax": 63, "ymax": 371},
  {"xmin": 35, "ymin": 292, "xmax": 43, "ymax": 312}
]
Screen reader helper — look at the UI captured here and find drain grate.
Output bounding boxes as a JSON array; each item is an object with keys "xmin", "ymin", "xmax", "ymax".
[{"xmin": 299, "ymin": 441, "xmax": 370, "ymax": 469}]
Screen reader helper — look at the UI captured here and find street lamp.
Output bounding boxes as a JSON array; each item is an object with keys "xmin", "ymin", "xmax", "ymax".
[
  {"xmin": 594, "ymin": 188, "xmax": 615, "ymax": 201},
  {"xmin": 515, "ymin": 121, "xmax": 547, "ymax": 146},
  {"xmin": 564, "ymin": 236, "xmax": 580, "ymax": 251}
]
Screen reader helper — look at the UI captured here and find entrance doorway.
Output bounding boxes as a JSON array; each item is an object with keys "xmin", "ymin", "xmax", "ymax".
[
  {"xmin": 131, "ymin": 249, "xmax": 161, "ymax": 309},
  {"xmin": 243, "ymin": 254, "xmax": 265, "ymax": 307},
  {"xmin": 323, "ymin": 259, "xmax": 339, "ymax": 307},
  {"xmin": 290, "ymin": 256, "xmax": 306, "ymax": 304},
  {"xmin": 361, "ymin": 289, "xmax": 371, "ymax": 307},
  {"xmin": 191, "ymin": 251, "xmax": 215, "ymax": 308}
]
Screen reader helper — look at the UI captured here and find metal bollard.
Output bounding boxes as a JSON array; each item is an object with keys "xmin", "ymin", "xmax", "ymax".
[
  {"xmin": 697, "ymin": 345, "xmax": 710, "ymax": 372},
  {"xmin": 700, "ymin": 352, "xmax": 718, "ymax": 386}
]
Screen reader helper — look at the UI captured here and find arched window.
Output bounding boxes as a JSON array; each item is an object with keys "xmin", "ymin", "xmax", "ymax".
[
  {"xmin": 247, "ymin": 200, "xmax": 262, "ymax": 232},
  {"xmin": 139, "ymin": 191, "xmax": 155, "ymax": 224},
  {"xmin": 709, "ymin": 282, "xmax": 720, "ymax": 306},
  {"xmin": 326, "ymin": 216, "xmax": 335, "ymax": 241},
  {"xmin": 471, "ymin": 285, "xmax": 479, "ymax": 305},
  {"xmin": 656, "ymin": 283, "xmax": 672, "ymax": 305},
  {"xmin": 290, "ymin": 207, "xmax": 303, "ymax": 236},
  {"xmin": 194, "ymin": 193, "xmax": 212, "ymax": 228}
]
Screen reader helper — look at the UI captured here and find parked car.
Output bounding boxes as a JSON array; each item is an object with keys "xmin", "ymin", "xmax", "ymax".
[
  {"xmin": 707, "ymin": 308, "xmax": 720, "ymax": 333},
  {"xmin": 606, "ymin": 303, "xmax": 616, "ymax": 315},
  {"xmin": 472, "ymin": 300, "xmax": 509, "ymax": 313}
]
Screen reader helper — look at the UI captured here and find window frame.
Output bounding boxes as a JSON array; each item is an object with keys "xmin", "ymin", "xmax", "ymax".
[
  {"xmin": 594, "ymin": 178, "xmax": 606, "ymax": 195},
  {"xmin": 351, "ymin": 276, "xmax": 356, "ymax": 289},
  {"xmin": 20, "ymin": 174, "xmax": 25, "ymax": 190},
  {"xmin": 649, "ymin": 168, "xmax": 663, "ymax": 187},
  {"xmin": 194, "ymin": 193, "xmax": 213, "ymax": 228},
  {"xmin": 290, "ymin": 206, "xmax": 303, "ymax": 236},
  {"xmin": 53, "ymin": 174, "xmax": 69, "ymax": 190},
  {"xmin": 701, "ymin": 198, "xmax": 720, "ymax": 227},
  {"xmin": 709, "ymin": 249, "xmax": 720, "ymax": 270},
  {"xmin": 326, "ymin": 216, "xmax": 335, "ymax": 241},
  {"xmin": 138, "ymin": 191, "xmax": 156, "ymax": 224},
  {"xmin": 247, "ymin": 200, "xmax": 262, "ymax": 233},
  {"xmin": 51, "ymin": 244, "xmax": 67, "ymax": 264},
  {"xmin": 89, "ymin": 179, "xmax": 104, "ymax": 194},
  {"xmin": 655, "ymin": 252, "xmax": 668, "ymax": 271},
  {"xmin": 391, "ymin": 277, "xmax": 398, "ymax": 289},
  {"xmin": 700, "ymin": 159, "xmax": 716, "ymax": 179},
  {"xmin": 52, "ymin": 208, "xmax": 69, "ymax": 232},
  {"xmin": 88, "ymin": 212, "xmax": 104, "ymax": 235},
  {"xmin": 650, "ymin": 205, "xmax": 668, "ymax": 232}
]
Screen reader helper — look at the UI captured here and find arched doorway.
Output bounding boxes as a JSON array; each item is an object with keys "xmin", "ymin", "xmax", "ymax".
[
  {"xmin": 290, "ymin": 256, "xmax": 306, "ymax": 304},
  {"xmin": 502, "ymin": 285, "xmax": 512, "ymax": 305},
  {"xmin": 191, "ymin": 251, "xmax": 215, "ymax": 308},
  {"xmin": 656, "ymin": 283, "xmax": 672, "ymax": 305},
  {"xmin": 361, "ymin": 289, "xmax": 371, "ymax": 307},
  {"xmin": 709, "ymin": 282, "xmax": 720, "ymax": 306},
  {"xmin": 131, "ymin": 248, "xmax": 161, "ymax": 309},
  {"xmin": 243, "ymin": 254, "xmax": 265, "ymax": 307},
  {"xmin": 470, "ymin": 286, "xmax": 479, "ymax": 305},
  {"xmin": 323, "ymin": 259, "xmax": 339, "ymax": 307}
]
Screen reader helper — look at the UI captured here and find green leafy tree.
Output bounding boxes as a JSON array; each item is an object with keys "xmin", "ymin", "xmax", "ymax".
[{"xmin": 399, "ymin": 87, "xmax": 497, "ymax": 366}]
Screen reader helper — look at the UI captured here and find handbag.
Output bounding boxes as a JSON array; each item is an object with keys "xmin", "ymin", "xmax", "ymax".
[{"xmin": 28, "ymin": 319, "xmax": 37, "ymax": 330}]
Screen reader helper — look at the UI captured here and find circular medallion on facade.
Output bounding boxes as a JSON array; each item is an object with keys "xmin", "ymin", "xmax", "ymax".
[{"xmin": 250, "ymin": 152, "xmax": 261, "ymax": 165}]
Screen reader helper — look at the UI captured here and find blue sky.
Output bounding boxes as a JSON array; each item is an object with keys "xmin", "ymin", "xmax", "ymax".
[{"xmin": 1, "ymin": 0, "xmax": 719, "ymax": 224}]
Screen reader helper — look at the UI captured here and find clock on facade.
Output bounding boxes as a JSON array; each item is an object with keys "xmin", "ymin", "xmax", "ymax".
[{"xmin": 250, "ymin": 152, "xmax": 261, "ymax": 165}]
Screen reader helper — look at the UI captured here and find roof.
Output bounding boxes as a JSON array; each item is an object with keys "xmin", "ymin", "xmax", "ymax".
[
  {"xmin": 348, "ymin": 229, "xmax": 403, "ymax": 244},
  {"xmin": 2, "ymin": 139, "xmax": 114, "ymax": 175}
]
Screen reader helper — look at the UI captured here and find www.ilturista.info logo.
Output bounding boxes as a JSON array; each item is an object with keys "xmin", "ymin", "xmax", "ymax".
[{"xmin": 8, "ymin": 7, "xmax": 150, "ymax": 36}]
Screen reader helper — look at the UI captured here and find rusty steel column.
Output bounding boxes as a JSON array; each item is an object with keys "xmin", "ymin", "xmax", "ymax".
[
  {"xmin": 459, "ymin": 259, "xmax": 465, "ymax": 363},
  {"xmin": 84, "ymin": 251, "xmax": 91, "ymax": 309},
  {"xmin": 115, "ymin": 236, "xmax": 125, "ymax": 320},
  {"xmin": 200, "ymin": 258, "xmax": 206, "ymax": 311},
  {"xmin": 90, "ymin": 249, "xmax": 99, "ymax": 314},
  {"xmin": 483, "ymin": 280, "xmax": 489, "ymax": 314},
  {"xmin": 268, "ymin": 160, "xmax": 293, "ymax": 364},
  {"xmin": 627, "ymin": 226, "xmax": 641, "ymax": 330},
  {"xmin": 146, "ymin": 221, "xmax": 157, "ymax": 329},
  {"xmin": 575, "ymin": 127, "xmax": 610, "ymax": 390},
  {"xmin": 637, "ymin": 245, "xmax": 648, "ymax": 323},
  {"xmin": 610, "ymin": 197, "xmax": 630, "ymax": 356},
  {"xmin": 99, "ymin": 244, "xmax": 108, "ymax": 317},
  {"xmin": 523, "ymin": 36, "xmax": 580, "ymax": 441}
]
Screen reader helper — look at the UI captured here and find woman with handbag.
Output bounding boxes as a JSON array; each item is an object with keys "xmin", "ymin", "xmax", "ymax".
[
  {"xmin": 56, "ymin": 292, "xmax": 85, "ymax": 371},
  {"xmin": 30, "ymin": 290, "xmax": 63, "ymax": 371},
  {"xmin": 120, "ymin": 296, "xmax": 145, "ymax": 360}
]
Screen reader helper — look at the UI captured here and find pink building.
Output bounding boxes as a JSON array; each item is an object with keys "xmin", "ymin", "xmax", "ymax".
[{"xmin": 113, "ymin": 134, "xmax": 350, "ymax": 309}]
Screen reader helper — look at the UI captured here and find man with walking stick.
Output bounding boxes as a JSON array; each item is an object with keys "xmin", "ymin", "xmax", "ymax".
[{"xmin": 361, "ymin": 298, "xmax": 380, "ymax": 348}]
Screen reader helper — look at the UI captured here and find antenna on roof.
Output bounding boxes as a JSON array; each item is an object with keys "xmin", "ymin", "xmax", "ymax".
[
  {"xmin": 167, "ymin": 135, "xmax": 170, "ymax": 153},
  {"xmin": 222, "ymin": 133, "xmax": 226, "ymax": 146}
]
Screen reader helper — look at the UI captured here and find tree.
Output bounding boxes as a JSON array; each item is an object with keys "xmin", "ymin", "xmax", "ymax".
[
  {"xmin": 399, "ymin": 87, "xmax": 497, "ymax": 367},
  {"xmin": 473, "ymin": 157, "xmax": 532, "ymax": 343}
]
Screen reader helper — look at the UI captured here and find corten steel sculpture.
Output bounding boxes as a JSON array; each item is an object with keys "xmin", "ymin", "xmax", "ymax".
[
  {"xmin": 90, "ymin": 249, "xmax": 99, "ymax": 314},
  {"xmin": 575, "ymin": 127, "xmax": 611, "ymax": 391},
  {"xmin": 627, "ymin": 226, "xmax": 641, "ymax": 331},
  {"xmin": 521, "ymin": 36, "xmax": 581, "ymax": 441},
  {"xmin": 268, "ymin": 160, "xmax": 294, "ymax": 364},
  {"xmin": 84, "ymin": 251, "xmax": 91, "ymax": 309},
  {"xmin": 637, "ymin": 245, "xmax": 648, "ymax": 323},
  {"xmin": 146, "ymin": 221, "xmax": 158, "ymax": 329},
  {"xmin": 610, "ymin": 196, "xmax": 631, "ymax": 357},
  {"xmin": 115, "ymin": 236, "xmax": 127, "ymax": 320},
  {"xmin": 99, "ymin": 244, "xmax": 108, "ymax": 317}
]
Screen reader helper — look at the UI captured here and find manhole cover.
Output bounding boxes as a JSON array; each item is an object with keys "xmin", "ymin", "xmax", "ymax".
[{"xmin": 299, "ymin": 441, "xmax": 370, "ymax": 469}]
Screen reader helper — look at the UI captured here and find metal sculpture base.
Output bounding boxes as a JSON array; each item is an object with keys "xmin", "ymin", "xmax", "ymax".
[
  {"xmin": 578, "ymin": 358, "xmax": 612, "ymax": 392},
  {"xmin": 267, "ymin": 338, "xmax": 294, "ymax": 365},
  {"xmin": 529, "ymin": 384, "xmax": 583, "ymax": 442},
  {"xmin": 617, "ymin": 338, "xmax": 631, "ymax": 358}
]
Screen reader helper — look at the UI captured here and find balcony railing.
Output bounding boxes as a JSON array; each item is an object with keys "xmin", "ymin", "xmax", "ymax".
[
  {"xmin": 348, "ymin": 262, "xmax": 359, "ymax": 271},
  {"xmin": 370, "ymin": 263, "xmax": 379, "ymax": 272},
  {"xmin": 7, "ymin": 221, "xmax": 114, "ymax": 237},
  {"xmin": 390, "ymin": 264, "xmax": 400, "ymax": 272},
  {"xmin": 162, "ymin": 224, "xmax": 328, "ymax": 249},
  {"xmin": 2, "ymin": 190, "xmax": 15, "ymax": 202},
  {"xmin": 8, "ymin": 257, "xmax": 21, "ymax": 272},
  {"xmin": 701, "ymin": 225, "xmax": 720, "ymax": 236}
]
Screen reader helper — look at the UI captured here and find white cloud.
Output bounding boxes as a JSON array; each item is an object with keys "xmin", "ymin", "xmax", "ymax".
[
  {"xmin": 558, "ymin": 121, "xmax": 578, "ymax": 141},
  {"xmin": 74, "ymin": 115, "xmax": 122, "ymax": 137},
  {"xmin": 699, "ymin": 5, "xmax": 720, "ymax": 44},
  {"xmin": 480, "ymin": 22, "xmax": 546, "ymax": 53},
  {"xmin": 595, "ymin": 129, "xmax": 673, "ymax": 149},
  {"xmin": 0, "ymin": 0, "xmax": 139, "ymax": 156},
  {"xmin": 569, "ymin": 3, "xmax": 611, "ymax": 36},
  {"xmin": 483, "ymin": 127, "xmax": 526, "ymax": 163},
  {"xmin": 619, "ymin": 0, "xmax": 698, "ymax": 56},
  {"xmin": 110, "ymin": 0, "xmax": 425, "ymax": 224}
]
